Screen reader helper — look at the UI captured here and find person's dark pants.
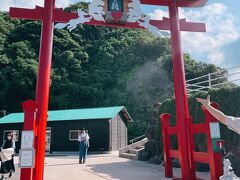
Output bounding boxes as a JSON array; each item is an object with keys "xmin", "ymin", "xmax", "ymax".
[{"xmin": 79, "ymin": 142, "xmax": 88, "ymax": 163}]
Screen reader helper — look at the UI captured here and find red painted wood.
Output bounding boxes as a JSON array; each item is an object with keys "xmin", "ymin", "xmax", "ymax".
[
  {"xmin": 191, "ymin": 123, "xmax": 208, "ymax": 133},
  {"xmin": 160, "ymin": 102, "xmax": 223, "ymax": 179},
  {"xmin": 169, "ymin": 1, "xmax": 196, "ymax": 179},
  {"xmin": 10, "ymin": 6, "xmax": 78, "ymax": 23},
  {"xmin": 21, "ymin": 100, "xmax": 37, "ymax": 180},
  {"xmin": 140, "ymin": 0, "xmax": 207, "ymax": 7},
  {"xmin": 79, "ymin": 17, "xmax": 206, "ymax": 32},
  {"xmin": 53, "ymin": 8, "xmax": 78, "ymax": 23},
  {"xmin": 140, "ymin": 0, "xmax": 171, "ymax": 6},
  {"xmin": 186, "ymin": 117, "xmax": 196, "ymax": 170},
  {"xmin": 150, "ymin": 17, "xmax": 206, "ymax": 32},
  {"xmin": 202, "ymin": 103, "xmax": 223, "ymax": 180},
  {"xmin": 168, "ymin": 127, "xmax": 178, "ymax": 134},
  {"xmin": 192, "ymin": 152, "xmax": 209, "ymax": 163},
  {"xmin": 160, "ymin": 113, "xmax": 173, "ymax": 178},
  {"xmin": 31, "ymin": 1, "xmax": 55, "ymax": 179},
  {"xmin": 9, "ymin": 6, "xmax": 44, "ymax": 20},
  {"xmin": 9, "ymin": 1, "xmax": 77, "ymax": 180},
  {"xmin": 176, "ymin": 0, "xmax": 208, "ymax": 7},
  {"xmin": 169, "ymin": 150, "xmax": 179, "ymax": 159},
  {"xmin": 10, "ymin": 7, "xmax": 206, "ymax": 32}
]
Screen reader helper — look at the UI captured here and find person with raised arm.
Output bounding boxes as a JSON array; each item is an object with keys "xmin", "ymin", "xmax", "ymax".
[{"xmin": 196, "ymin": 95, "xmax": 240, "ymax": 134}]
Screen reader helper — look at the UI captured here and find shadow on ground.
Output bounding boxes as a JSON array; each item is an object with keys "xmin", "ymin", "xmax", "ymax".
[{"xmin": 86, "ymin": 160, "xmax": 164, "ymax": 180}]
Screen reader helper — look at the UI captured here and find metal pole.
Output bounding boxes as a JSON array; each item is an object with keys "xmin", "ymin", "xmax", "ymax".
[
  {"xmin": 208, "ymin": 73, "xmax": 211, "ymax": 88},
  {"xmin": 33, "ymin": 0, "xmax": 55, "ymax": 179},
  {"xmin": 169, "ymin": 1, "xmax": 195, "ymax": 179}
]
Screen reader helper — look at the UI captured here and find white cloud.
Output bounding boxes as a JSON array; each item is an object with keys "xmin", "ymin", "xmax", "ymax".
[
  {"xmin": 0, "ymin": 0, "xmax": 71, "ymax": 11},
  {"xmin": 149, "ymin": 3, "xmax": 240, "ymax": 67},
  {"xmin": 148, "ymin": 9, "xmax": 168, "ymax": 20},
  {"xmin": 207, "ymin": 52, "xmax": 225, "ymax": 65},
  {"xmin": 181, "ymin": 3, "xmax": 240, "ymax": 66}
]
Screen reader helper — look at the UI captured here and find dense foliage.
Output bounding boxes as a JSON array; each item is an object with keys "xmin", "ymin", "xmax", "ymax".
[{"xmin": 0, "ymin": 4, "xmax": 226, "ymax": 140}]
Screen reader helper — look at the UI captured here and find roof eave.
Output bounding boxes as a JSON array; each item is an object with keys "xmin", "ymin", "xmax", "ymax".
[{"xmin": 121, "ymin": 107, "xmax": 134, "ymax": 123}]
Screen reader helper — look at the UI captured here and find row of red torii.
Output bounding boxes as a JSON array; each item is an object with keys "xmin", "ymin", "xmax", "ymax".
[{"xmin": 8, "ymin": 0, "xmax": 220, "ymax": 180}]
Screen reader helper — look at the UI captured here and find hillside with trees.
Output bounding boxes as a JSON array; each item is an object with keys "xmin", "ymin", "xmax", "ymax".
[{"xmin": 0, "ymin": 3, "xmax": 225, "ymax": 141}]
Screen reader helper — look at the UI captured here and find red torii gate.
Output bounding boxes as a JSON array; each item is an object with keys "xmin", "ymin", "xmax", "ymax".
[
  {"xmin": 9, "ymin": 0, "xmax": 207, "ymax": 180},
  {"xmin": 161, "ymin": 103, "xmax": 223, "ymax": 180},
  {"xmin": 9, "ymin": 1, "xmax": 77, "ymax": 180}
]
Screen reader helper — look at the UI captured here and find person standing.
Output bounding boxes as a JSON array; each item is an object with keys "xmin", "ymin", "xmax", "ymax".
[
  {"xmin": 78, "ymin": 129, "xmax": 90, "ymax": 164},
  {"xmin": 0, "ymin": 133, "xmax": 15, "ymax": 179}
]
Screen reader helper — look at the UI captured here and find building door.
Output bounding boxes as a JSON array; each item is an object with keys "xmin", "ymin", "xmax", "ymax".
[{"xmin": 45, "ymin": 128, "xmax": 51, "ymax": 153}]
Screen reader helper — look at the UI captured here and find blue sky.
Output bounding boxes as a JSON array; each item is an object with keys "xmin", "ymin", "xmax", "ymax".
[
  {"xmin": 142, "ymin": 0, "xmax": 240, "ymax": 15},
  {"xmin": 211, "ymin": 0, "xmax": 240, "ymax": 16},
  {"xmin": 1, "ymin": 0, "xmax": 240, "ymax": 69},
  {"xmin": 141, "ymin": 1, "xmax": 240, "ymax": 69}
]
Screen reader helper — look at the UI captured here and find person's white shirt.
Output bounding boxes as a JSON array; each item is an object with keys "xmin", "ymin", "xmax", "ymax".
[
  {"xmin": 78, "ymin": 132, "xmax": 90, "ymax": 142},
  {"xmin": 225, "ymin": 116, "xmax": 240, "ymax": 134}
]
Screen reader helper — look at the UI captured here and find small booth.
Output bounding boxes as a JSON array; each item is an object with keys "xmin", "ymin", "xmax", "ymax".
[{"xmin": 0, "ymin": 106, "xmax": 133, "ymax": 153}]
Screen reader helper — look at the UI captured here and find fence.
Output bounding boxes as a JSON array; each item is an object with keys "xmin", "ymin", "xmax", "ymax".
[
  {"xmin": 160, "ymin": 102, "xmax": 223, "ymax": 180},
  {"xmin": 186, "ymin": 65, "xmax": 240, "ymax": 96}
]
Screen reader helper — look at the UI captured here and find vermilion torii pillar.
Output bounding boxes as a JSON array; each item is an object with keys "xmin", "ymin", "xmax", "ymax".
[
  {"xmin": 9, "ymin": 0, "xmax": 207, "ymax": 180},
  {"xmin": 9, "ymin": 1, "xmax": 76, "ymax": 180}
]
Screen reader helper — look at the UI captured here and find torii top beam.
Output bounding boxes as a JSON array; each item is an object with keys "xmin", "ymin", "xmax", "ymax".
[
  {"xmin": 10, "ymin": 0, "xmax": 207, "ymax": 33},
  {"xmin": 82, "ymin": 0, "xmax": 207, "ymax": 32},
  {"xmin": 140, "ymin": 0, "xmax": 207, "ymax": 7},
  {"xmin": 54, "ymin": 0, "xmax": 207, "ymax": 33},
  {"xmin": 9, "ymin": 6, "xmax": 76, "ymax": 23},
  {"xmin": 83, "ymin": 17, "xmax": 206, "ymax": 32}
]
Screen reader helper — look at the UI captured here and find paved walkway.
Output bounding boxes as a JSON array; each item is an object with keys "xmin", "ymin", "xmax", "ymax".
[{"xmin": 9, "ymin": 152, "xmax": 210, "ymax": 180}]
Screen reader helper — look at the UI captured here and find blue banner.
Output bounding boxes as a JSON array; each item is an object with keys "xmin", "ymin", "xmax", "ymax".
[{"xmin": 108, "ymin": 0, "xmax": 123, "ymax": 12}]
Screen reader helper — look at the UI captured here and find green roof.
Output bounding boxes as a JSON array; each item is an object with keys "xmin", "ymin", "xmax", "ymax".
[{"xmin": 0, "ymin": 106, "xmax": 133, "ymax": 124}]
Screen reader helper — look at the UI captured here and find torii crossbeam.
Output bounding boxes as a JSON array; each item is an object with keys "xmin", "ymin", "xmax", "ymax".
[{"xmin": 9, "ymin": 0, "xmax": 208, "ymax": 180}]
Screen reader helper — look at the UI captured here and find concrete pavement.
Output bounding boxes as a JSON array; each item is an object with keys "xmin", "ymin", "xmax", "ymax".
[{"xmin": 8, "ymin": 152, "xmax": 210, "ymax": 180}]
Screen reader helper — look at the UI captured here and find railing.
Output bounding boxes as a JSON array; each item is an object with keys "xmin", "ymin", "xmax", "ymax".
[
  {"xmin": 129, "ymin": 135, "xmax": 145, "ymax": 150},
  {"xmin": 186, "ymin": 65, "xmax": 240, "ymax": 96},
  {"xmin": 129, "ymin": 135, "xmax": 145, "ymax": 145},
  {"xmin": 0, "ymin": 110, "xmax": 7, "ymax": 117}
]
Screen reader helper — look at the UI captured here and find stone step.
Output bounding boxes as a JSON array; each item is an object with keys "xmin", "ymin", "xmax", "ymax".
[
  {"xmin": 128, "ymin": 147, "xmax": 143, "ymax": 154},
  {"xmin": 119, "ymin": 152, "xmax": 136, "ymax": 160},
  {"xmin": 128, "ymin": 149, "xmax": 137, "ymax": 154}
]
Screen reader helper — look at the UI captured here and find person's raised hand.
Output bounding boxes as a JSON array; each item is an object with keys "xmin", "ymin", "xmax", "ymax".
[{"xmin": 196, "ymin": 95, "xmax": 211, "ymax": 107}]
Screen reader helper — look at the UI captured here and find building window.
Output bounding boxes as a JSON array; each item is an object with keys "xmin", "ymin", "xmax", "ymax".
[
  {"xmin": 3, "ymin": 130, "xmax": 19, "ymax": 142},
  {"xmin": 69, "ymin": 130, "xmax": 81, "ymax": 141}
]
